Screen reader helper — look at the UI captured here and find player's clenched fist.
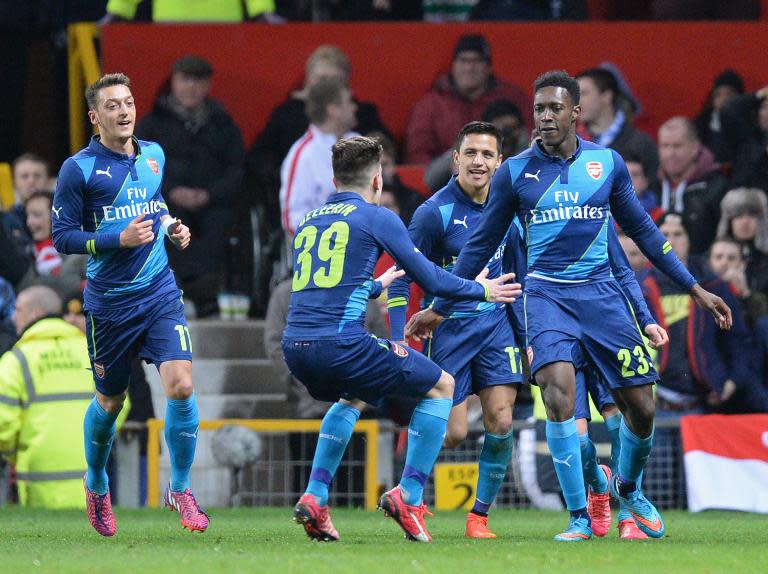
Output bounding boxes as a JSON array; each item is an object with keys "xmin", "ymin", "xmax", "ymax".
[
  {"xmin": 119, "ymin": 214, "xmax": 154, "ymax": 248},
  {"xmin": 474, "ymin": 268, "xmax": 522, "ymax": 303},
  {"xmin": 168, "ymin": 218, "xmax": 191, "ymax": 250}
]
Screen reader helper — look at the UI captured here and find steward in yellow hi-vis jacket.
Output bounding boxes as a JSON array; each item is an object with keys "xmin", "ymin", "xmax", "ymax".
[{"xmin": 0, "ymin": 286, "xmax": 94, "ymax": 508}]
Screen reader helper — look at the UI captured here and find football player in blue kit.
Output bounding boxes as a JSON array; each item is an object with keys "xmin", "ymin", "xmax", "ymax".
[
  {"xmin": 388, "ymin": 122, "xmax": 523, "ymax": 539},
  {"xmin": 52, "ymin": 74, "xmax": 207, "ymax": 536},
  {"xmin": 282, "ymin": 136, "xmax": 520, "ymax": 543},
  {"xmin": 411, "ymin": 70, "xmax": 731, "ymax": 541}
]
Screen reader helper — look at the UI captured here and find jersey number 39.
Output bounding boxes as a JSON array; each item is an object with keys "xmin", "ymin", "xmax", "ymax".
[{"xmin": 292, "ymin": 222, "xmax": 350, "ymax": 291}]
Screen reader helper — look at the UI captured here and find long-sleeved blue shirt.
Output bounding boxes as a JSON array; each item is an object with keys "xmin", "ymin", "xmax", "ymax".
[
  {"xmin": 283, "ymin": 191, "xmax": 490, "ymax": 339},
  {"xmin": 387, "ymin": 177, "xmax": 508, "ymax": 340},
  {"xmin": 444, "ymin": 138, "xmax": 696, "ymax": 291},
  {"xmin": 52, "ymin": 136, "xmax": 175, "ymax": 310}
]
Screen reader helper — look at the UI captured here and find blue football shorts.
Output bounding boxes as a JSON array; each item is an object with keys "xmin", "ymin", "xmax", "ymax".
[
  {"xmin": 524, "ymin": 277, "xmax": 657, "ymax": 389},
  {"xmin": 282, "ymin": 333, "xmax": 443, "ymax": 407},
  {"xmin": 427, "ymin": 306, "xmax": 524, "ymax": 406},
  {"xmin": 85, "ymin": 289, "xmax": 192, "ymax": 396}
]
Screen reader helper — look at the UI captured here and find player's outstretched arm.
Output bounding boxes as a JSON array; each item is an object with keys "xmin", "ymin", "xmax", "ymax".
[
  {"xmin": 474, "ymin": 268, "xmax": 521, "ymax": 303},
  {"xmin": 690, "ymin": 283, "xmax": 733, "ymax": 330}
]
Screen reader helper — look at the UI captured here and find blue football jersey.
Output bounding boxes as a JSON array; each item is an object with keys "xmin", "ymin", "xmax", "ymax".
[
  {"xmin": 387, "ymin": 177, "xmax": 508, "ymax": 340},
  {"xmin": 446, "ymin": 138, "xmax": 695, "ymax": 289},
  {"xmin": 52, "ymin": 136, "xmax": 176, "ymax": 310},
  {"xmin": 283, "ymin": 191, "xmax": 491, "ymax": 339}
]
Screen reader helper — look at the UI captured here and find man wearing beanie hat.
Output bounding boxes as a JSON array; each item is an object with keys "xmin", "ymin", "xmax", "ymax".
[
  {"xmin": 720, "ymin": 82, "xmax": 768, "ymax": 192},
  {"xmin": 405, "ymin": 34, "xmax": 530, "ymax": 166},
  {"xmin": 136, "ymin": 55, "xmax": 245, "ymax": 317},
  {"xmin": 695, "ymin": 69, "xmax": 744, "ymax": 158}
]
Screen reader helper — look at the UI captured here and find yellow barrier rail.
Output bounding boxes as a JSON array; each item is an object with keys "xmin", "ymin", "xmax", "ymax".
[
  {"xmin": 0, "ymin": 163, "xmax": 13, "ymax": 210},
  {"xmin": 67, "ymin": 23, "xmax": 101, "ymax": 154},
  {"xmin": 146, "ymin": 418, "xmax": 380, "ymax": 510}
]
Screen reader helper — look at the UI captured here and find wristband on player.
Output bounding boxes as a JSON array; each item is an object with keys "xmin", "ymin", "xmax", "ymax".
[
  {"xmin": 482, "ymin": 282, "xmax": 490, "ymax": 301},
  {"xmin": 161, "ymin": 217, "xmax": 178, "ymax": 237}
]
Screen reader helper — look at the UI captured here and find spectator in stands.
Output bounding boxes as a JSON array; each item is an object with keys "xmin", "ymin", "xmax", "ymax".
[
  {"xmin": 136, "ymin": 55, "xmax": 245, "ymax": 317},
  {"xmin": 716, "ymin": 187, "xmax": 768, "ymax": 295},
  {"xmin": 471, "ymin": 0, "xmax": 588, "ymax": 20},
  {"xmin": 246, "ymin": 45, "xmax": 390, "ymax": 235},
  {"xmin": 642, "ymin": 212, "xmax": 759, "ymax": 415},
  {"xmin": 695, "ymin": 69, "xmax": 744, "ymax": 160},
  {"xmin": 708, "ymin": 237, "xmax": 768, "ymax": 327},
  {"xmin": 0, "ymin": 213, "xmax": 30, "ymax": 288},
  {"xmin": 719, "ymin": 85, "xmax": 768, "ymax": 192},
  {"xmin": 0, "ymin": 278, "xmax": 15, "ymax": 355},
  {"xmin": 0, "ymin": 286, "xmax": 94, "ymax": 508},
  {"xmin": 279, "ymin": 77, "xmax": 358, "ymax": 237},
  {"xmin": 657, "ymin": 116, "xmax": 728, "ymax": 255},
  {"xmin": 624, "ymin": 152, "xmax": 661, "ymax": 219},
  {"xmin": 3, "ymin": 153, "xmax": 49, "ymax": 255},
  {"xmin": 15, "ymin": 191, "xmax": 86, "ymax": 300},
  {"xmin": 371, "ymin": 131, "xmax": 423, "ymax": 225},
  {"xmin": 103, "ymin": 0, "xmax": 278, "ymax": 22},
  {"xmin": 576, "ymin": 67, "xmax": 659, "ymax": 181},
  {"xmin": 405, "ymin": 34, "xmax": 529, "ymax": 165},
  {"xmin": 618, "ymin": 232, "xmax": 649, "ymax": 275}
]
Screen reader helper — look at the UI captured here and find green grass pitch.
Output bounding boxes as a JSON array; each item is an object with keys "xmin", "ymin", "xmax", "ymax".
[{"xmin": 1, "ymin": 507, "xmax": 764, "ymax": 574}]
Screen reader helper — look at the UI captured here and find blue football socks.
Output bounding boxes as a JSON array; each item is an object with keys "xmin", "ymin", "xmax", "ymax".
[
  {"xmin": 546, "ymin": 417, "xmax": 587, "ymax": 512},
  {"xmin": 306, "ymin": 402, "xmax": 361, "ymax": 506},
  {"xmin": 472, "ymin": 430, "xmax": 514, "ymax": 516},
  {"xmin": 617, "ymin": 418, "xmax": 654, "ymax": 496},
  {"xmin": 579, "ymin": 431, "xmax": 608, "ymax": 493},
  {"xmin": 604, "ymin": 413, "xmax": 622, "ymax": 473},
  {"xmin": 165, "ymin": 394, "xmax": 200, "ymax": 492},
  {"xmin": 84, "ymin": 398, "xmax": 119, "ymax": 495},
  {"xmin": 399, "ymin": 397, "xmax": 452, "ymax": 506}
]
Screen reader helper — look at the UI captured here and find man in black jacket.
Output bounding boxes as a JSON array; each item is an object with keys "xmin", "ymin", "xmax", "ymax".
[{"xmin": 136, "ymin": 55, "xmax": 245, "ymax": 316}]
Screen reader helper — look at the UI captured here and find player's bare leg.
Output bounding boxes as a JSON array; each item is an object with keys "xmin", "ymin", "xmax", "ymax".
[
  {"xmin": 160, "ymin": 360, "xmax": 208, "ymax": 533},
  {"xmin": 538, "ymin": 362, "xmax": 591, "ymax": 541}
]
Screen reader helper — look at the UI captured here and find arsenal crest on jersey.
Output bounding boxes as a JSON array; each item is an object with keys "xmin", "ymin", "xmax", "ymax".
[
  {"xmin": 147, "ymin": 158, "xmax": 159, "ymax": 174},
  {"xmin": 94, "ymin": 362, "xmax": 106, "ymax": 379},
  {"xmin": 391, "ymin": 342, "xmax": 409, "ymax": 358},
  {"xmin": 586, "ymin": 161, "xmax": 603, "ymax": 180}
]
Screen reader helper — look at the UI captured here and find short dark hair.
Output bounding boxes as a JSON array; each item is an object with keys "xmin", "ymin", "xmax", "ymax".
[
  {"xmin": 12, "ymin": 152, "xmax": 49, "ymax": 175},
  {"xmin": 306, "ymin": 77, "xmax": 347, "ymax": 125},
  {"xmin": 86, "ymin": 73, "xmax": 131, "ymax": 110},
  {"xmin": 332, "ymin": 136, "xmax": 382, "ymax": 188},
  {"xmin": 368, "ymin": 130, "xmax": 396, "ymax": 159},
  {"xmin": 534, "ymin": 70, "xmax": 580, "ymax": 105},
  {"xmin": 575, "ymin": 68, "xmax": 619, "ymax": 100},
  {"xmin": 482, "ymin": 99, "xmax": 522, "ymax": 123},
  {"xmin": 24, "ymin": 189, "xmax": 53, "ymax": 208},
  {"xmin": 453, "ymin": 121, "xmax": 503, "ymax": 154},
  {"xmin": 172, "ymin": 55, "xmax": 213, "ymax": 78},
  {"xmin": 622, "ymin": 152, "xmax": 648, "ymax": 174}
]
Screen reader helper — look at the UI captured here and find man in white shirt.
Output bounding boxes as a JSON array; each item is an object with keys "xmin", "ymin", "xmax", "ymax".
[{"xmin": 279, "ymin": 77, "xmax": 358, "ymax": 237}]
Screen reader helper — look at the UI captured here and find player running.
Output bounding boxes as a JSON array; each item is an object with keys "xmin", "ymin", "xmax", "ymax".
[
  {"xmin": 52, "ymin": 73, "xmax": 207, "ymax": 536},
  {"xmin": 411, "ymin": 70, "xmax": 731, "ymax": 541},
  {"xmin": 388, "ymin": 122, "xmax": 523, "ymax": 539},
  {"xmin": 283, "ymin": 136, "xmax": 520, "ymax": 543}
]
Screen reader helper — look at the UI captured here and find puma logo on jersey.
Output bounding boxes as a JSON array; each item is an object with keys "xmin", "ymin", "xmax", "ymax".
[
  {"xmin": 525, "ymin": 170, "xmax": 541, "ymax": 182},
  {"xmin": 96, "ymin": 166, "xmax": 112, "ymax": 178},
  {"xmin": 453, "ymin": 216, "xmax": 468, "ymax": 228},
  {"xmin": 51, "ymin": 206, "xmax": 62, "ymax": 219},
  {"xmin": 552, "ymin": 454, "xmax": 573, "ymax": 467}
]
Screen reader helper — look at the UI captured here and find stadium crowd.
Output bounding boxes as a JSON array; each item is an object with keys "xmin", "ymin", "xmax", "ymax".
[{"xmin": 1, "ymin": 5, "xmax": 768, "ymax": 512}]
